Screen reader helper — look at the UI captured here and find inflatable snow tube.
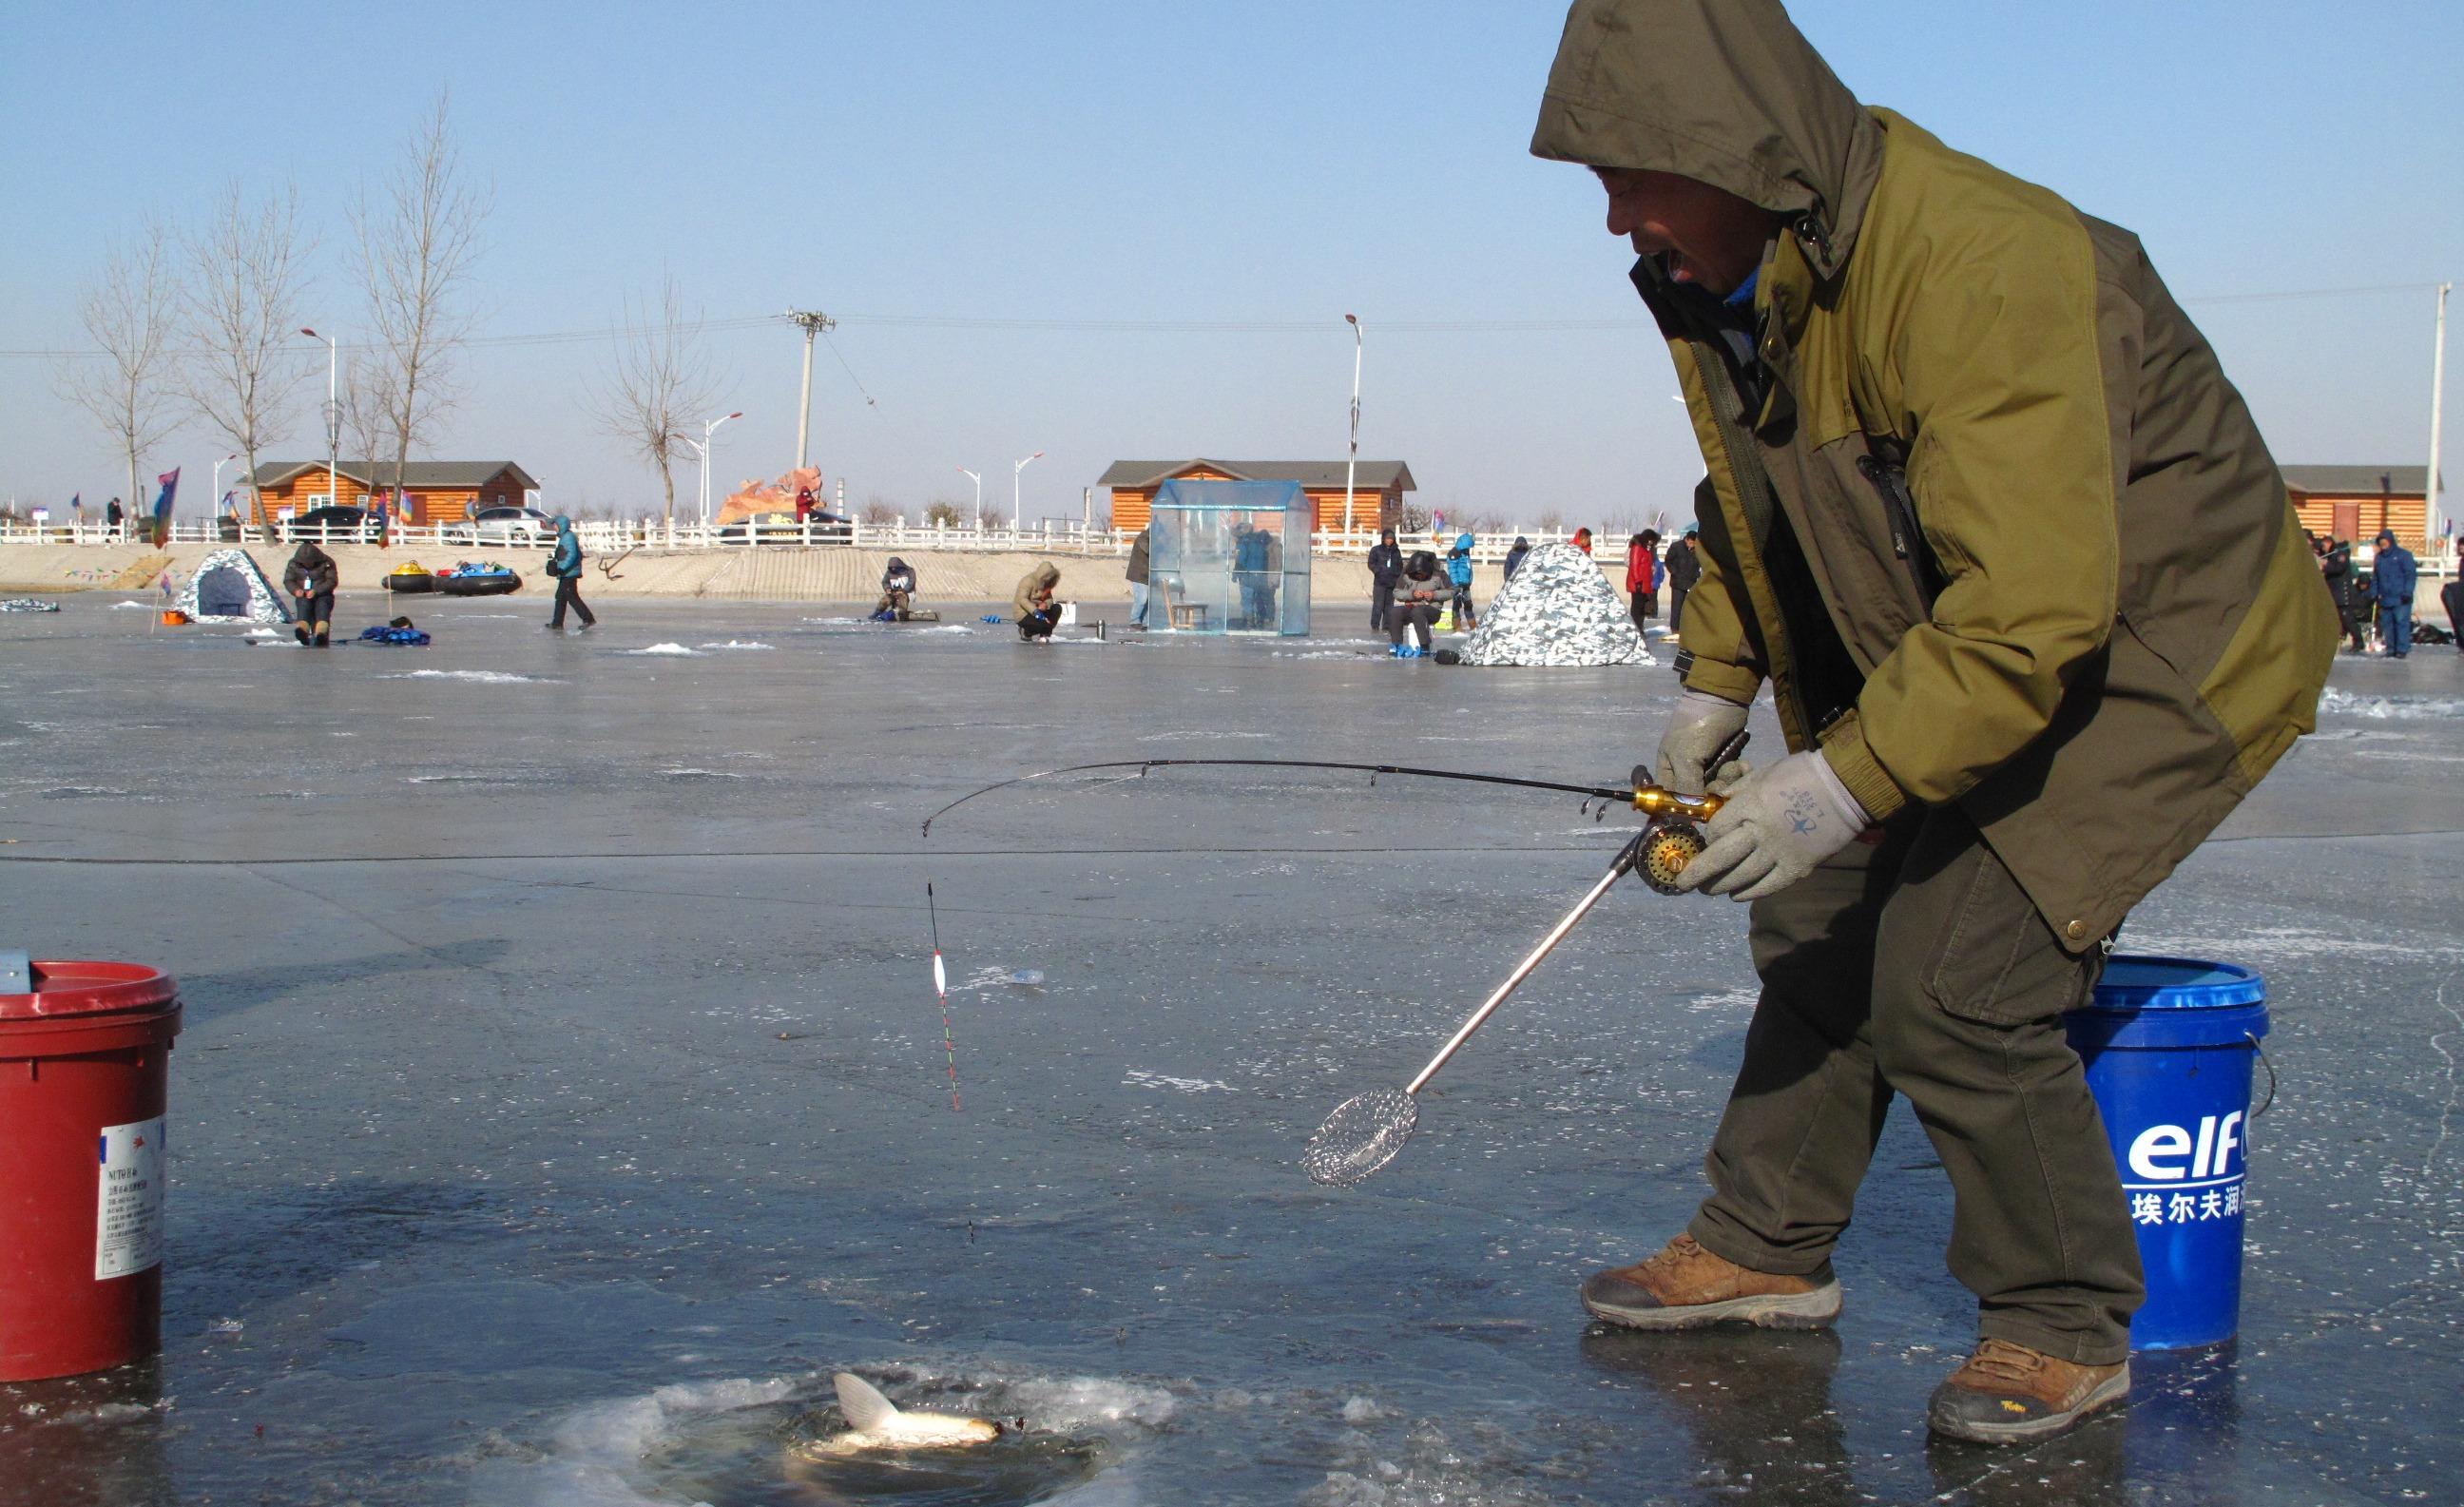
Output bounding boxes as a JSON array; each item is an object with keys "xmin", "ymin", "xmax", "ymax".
[
  {"xmin": 385, "ymin": 570, "xmax": 436, "ymax": 593},
  {"xmin": 435, "ymin": 571, "xmax": 521, "ymax": 596}
]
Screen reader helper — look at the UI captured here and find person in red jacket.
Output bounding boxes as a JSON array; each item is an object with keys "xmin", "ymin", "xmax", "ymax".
[
  {"xmin": 1626, "ymin": 529, "xmax": 1663, "ymax": 631},
  {"xmin": 1572, "ymin": 527, "xmax": 1594, "ymax": 555}
]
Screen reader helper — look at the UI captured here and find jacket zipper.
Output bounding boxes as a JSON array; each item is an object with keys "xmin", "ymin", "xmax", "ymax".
[{"xmin": 1854, "ymin": 454, "xmax": 1946, "ymax": 609}]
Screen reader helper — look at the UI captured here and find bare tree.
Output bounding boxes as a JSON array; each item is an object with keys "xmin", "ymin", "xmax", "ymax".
[
  {"xmin": 56, "ymin": 221, "xmax": 182, "ymax": 532},
  {"xmin": 353, "ymin": 91, "xmax": 491, "ymax": 516},
  {"xmin": 860, "ymin": 495, "xmax": 901, "ymax": 527},
  {"xmin": 590, "ymin": 277, "xmax": 721, "ymax": 527},
  {"xmin": 337, "ymin": 349, "xmax": 396, "ymax": 489},
  {"xmin": 180, "ymin": 183, "xmax": 316, "ymax": 524}
]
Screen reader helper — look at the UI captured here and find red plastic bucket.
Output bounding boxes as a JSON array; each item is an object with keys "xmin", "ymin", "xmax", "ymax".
[{"xmin": 0, "ymin": 960, "xmax": 181, "ymax": 1381}]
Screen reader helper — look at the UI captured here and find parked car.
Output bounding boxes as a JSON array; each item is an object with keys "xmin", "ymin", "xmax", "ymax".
[
  {"xmin": 720, "ymin": 511, "xmax": 854, "ymax": 543},
  {"xmin": 280, "ymin": 506, "xmax": 379, "ymax": 543},
  {"xmin": 443, "ymin": 506, "xmax": 558, "ymax": 545}
]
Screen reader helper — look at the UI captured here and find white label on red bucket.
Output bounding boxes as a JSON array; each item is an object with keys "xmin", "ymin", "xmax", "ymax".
[{"xmin": 95, "ymin": 1116, "xmax": 166, "ymax": 1280}]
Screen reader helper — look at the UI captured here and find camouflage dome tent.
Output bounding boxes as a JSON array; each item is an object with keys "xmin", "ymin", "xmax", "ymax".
[
  {"xmin": 1450, "ymin": 542, "xmax": 1655, "ymax": 667},
  {"xmin": 175, "ymin": 549, "xmax": 294, "ymax": 625}
]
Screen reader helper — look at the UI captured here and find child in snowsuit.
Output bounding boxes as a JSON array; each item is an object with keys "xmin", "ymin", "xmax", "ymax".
[{"xmin": 1445, "ymin": 532, "xmax": 1478, "ymax": 631}]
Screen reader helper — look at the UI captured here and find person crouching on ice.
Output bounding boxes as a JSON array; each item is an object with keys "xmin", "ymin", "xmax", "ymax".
[
  {"xmin": 1012, "ymin": 562, "xmax": 1062, "ymax": 643},
  {"xmin": 283, "ymin": 541, "xmax": 337, "ymax": 647},
  {"xmin": 1387, "ymin": 551, "xmax": 1445, "ymax": 657},
  {"xmin": 876, "ymin": 557, "xmax": 919, "ymax": 622}
]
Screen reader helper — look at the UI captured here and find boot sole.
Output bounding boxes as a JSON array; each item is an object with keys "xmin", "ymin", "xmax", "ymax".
[
  {"xmin": 1582, "ymin": 1280, "xmax": 1842, "ymax": 1332},
  {"xmin": 1926, "ymin": 1366, "xmax": 2129, "ymax": 1446}
]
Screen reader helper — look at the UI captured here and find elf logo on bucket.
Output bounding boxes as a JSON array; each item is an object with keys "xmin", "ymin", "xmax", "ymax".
[{"xmin": 2127, "ymin": 1112, "xmax": 2244, "ymax": 1184}]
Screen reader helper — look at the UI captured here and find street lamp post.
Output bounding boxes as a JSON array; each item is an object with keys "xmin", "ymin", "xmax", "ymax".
[
  {"xmin": 956, "ymin": 467, "xmax": 982, "ymax": 531},
  {"xmin": 1011, "ymin": 451, "xmax": 1044, "ymax": 531},
  {"xmin": 210, "ymin": 452, "xmax": 239, "ymax": 536},
  {"xmin": 696, "ymin": 411, "xmax": 742, "ymax": 527},
  {"xmin": 1343, "ymin": 314, "xmax": 1362, "ymax": 538},
  {"xmin": 299, "ymin": 329, "xmax": 338, "ymax": 517}
]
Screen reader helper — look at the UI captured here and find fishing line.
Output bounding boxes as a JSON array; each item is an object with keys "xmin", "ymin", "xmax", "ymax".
[
  {"xmin": 920, "ymin": 758, "xmax": 1628, "ymax": 838},
  {"xmin": 927, "ymin": 880, "xmax": 961, "ymax": 1111}
]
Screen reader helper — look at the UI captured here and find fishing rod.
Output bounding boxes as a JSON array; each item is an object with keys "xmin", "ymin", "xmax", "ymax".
[
  {"xmin": 922, "ymin": 759, "xmax": 1627, "ymax": 837},
  {"xmin": 920, "ymin": 754, "xmax": 1737, "ymax": 896}
]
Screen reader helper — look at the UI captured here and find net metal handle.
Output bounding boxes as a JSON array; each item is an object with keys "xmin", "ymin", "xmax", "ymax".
[
  {"xmin": 2247, "ymin": 1032, "xmax": 2277, "ymax": 1117},
  {"xmin": 1402, "ymin": 831, "xmax": 1645, "ymax": 1096}
]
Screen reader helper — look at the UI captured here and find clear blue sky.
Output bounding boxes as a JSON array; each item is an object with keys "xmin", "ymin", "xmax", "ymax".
[{"xmin": 4, "ymin": 1, "xmax": 2457, "ymax": 525}]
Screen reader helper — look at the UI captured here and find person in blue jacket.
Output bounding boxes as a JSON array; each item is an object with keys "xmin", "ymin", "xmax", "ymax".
[
  {"xmin": 2371, "ymin": 531, "xmax": 2416, "ymax": 657},
  {"xmin": 546, "ymin": 515, "xmax": 595, "ymax": 631},
  {"xmin": 1503, "ymin": 535, "xmax": 1532, "ymax": 581},
  {"xmin": 1445, "ymin": 531, "xmax": 1478, "ymax": 631}
]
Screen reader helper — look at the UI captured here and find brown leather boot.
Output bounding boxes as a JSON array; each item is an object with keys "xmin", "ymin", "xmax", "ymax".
[
  {"xmin": 1926, "ymin": 1338, "xmax": 2129, "ymax": 1445},
  {"xmin": 1580, "ymin": 1233, "xmax": 1841, "ymax": 1330}
]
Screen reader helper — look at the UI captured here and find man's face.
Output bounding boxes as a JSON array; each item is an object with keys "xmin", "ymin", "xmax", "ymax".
[{"xmin": 1595, "ymin": 167, "xmax": 1777, "ymax": 296}]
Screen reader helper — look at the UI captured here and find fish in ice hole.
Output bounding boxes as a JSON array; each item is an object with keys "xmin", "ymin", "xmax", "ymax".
[{"xmin": 792, "ymin": 1371, "xmax": 1011, "ymax": 1457}]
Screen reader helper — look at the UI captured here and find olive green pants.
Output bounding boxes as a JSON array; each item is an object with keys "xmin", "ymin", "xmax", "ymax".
[{"xmin": 1685, "ymin": 811, "xmax": 2145, "ymax": 1364}]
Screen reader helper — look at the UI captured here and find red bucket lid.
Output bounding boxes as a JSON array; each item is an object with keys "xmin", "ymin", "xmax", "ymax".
[{"xmin": 0, "ymin": 960, "xmax": 179, "ymax": 1020}]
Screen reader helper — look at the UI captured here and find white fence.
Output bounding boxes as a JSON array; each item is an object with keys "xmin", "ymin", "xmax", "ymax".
[
  {"xmin": 8, "ymin": 515, "xmax": 2454, "ymax": 576},
  {"xmin": 0, "ymin": 516, "xmax": 1612, "ymax": 563}
]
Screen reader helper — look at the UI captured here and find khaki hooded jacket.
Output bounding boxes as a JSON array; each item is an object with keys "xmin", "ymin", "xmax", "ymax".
[
  {"xmin": 1012, "ymin": 563, "xmax": 1060, "ymax": 619},
  {"xmin": 1534, "ymin": 0, "xmax": 2337, "ymax": 949}
]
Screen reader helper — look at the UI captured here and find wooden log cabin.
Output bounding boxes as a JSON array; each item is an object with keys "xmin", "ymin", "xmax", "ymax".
[
  {"xmin": 242, "ymin": 460, "xmax": 540, "ymax": 527},
  {"xmin": 2283, "ymin": 465, "xmax": 2435, "ymax": 551},
  {"xmin": 1099, "ymin": 460, "xmax": 1415, "ymax": 535}
]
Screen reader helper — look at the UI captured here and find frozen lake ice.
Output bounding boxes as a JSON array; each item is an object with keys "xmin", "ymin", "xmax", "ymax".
[{"xmin": 0, "ymin": 595, "xmax": 2458, "ymax": 1505}]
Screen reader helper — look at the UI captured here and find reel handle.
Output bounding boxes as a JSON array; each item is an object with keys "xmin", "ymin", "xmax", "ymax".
[
  {"xmin": 1628, "ymin": 727, "xmax": 1749, "ymax": 821},
  {"xmin": 1630, "ymin": 728, "xmax": 1750, "ymax": 896}
]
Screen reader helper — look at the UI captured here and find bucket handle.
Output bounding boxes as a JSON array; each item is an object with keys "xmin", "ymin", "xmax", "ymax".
[{"xmin": 2246, "ymin": 1032, "xmax": 2277, "ymax": 1117}]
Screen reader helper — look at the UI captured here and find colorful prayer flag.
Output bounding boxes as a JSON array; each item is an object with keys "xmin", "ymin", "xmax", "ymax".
[{"xmin": 151, "ymin": 469, "xmax": 180, "ymax": 547}]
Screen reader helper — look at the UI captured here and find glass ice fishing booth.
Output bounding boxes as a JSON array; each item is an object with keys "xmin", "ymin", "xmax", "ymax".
[{"xmin": 1143, "ymin": 479, "xmax": 1313, "ymax": 635}]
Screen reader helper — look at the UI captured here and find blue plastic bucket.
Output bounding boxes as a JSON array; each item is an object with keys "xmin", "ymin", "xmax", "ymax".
[{"xmin": 2066, "ymin": 956, "xmax": 2270, "ymax": 1351}]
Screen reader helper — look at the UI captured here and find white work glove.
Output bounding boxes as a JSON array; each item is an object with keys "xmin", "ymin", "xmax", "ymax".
[
  {"xmin": 1653, "ymin": 690, "xmax": 1752, "ymax": 795},
  {"xmin": 1676, "ymin": 749, "xmax": 1868, "ymax": 901}
]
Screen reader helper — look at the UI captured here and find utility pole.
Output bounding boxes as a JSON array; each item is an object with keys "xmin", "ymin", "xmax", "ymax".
[
  {"xmin": 2429, "ymin": 282, "xmax": 2451, "ymax": 553},
  {"xmin": 1342, "ymin": 314, "xmax": 1363, "ymax": 537},
  {"xmin": 782, "ymin": 309, "xmax": 837, "ymax": 472}
]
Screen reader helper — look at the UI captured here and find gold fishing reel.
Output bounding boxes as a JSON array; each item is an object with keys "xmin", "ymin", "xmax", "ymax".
[
  {"xmin": 1638, "ymin": 820, "xmax": 1712, "ymax": 895},
  {"xmin": 1628, "ymin": 761, "xmax": 1733, "ymax": 897}
]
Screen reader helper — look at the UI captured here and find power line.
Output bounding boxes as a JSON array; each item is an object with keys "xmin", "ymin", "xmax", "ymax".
[{"xmin": 3, "ymin": 280, "xmax": 2444, "ymax": 359}]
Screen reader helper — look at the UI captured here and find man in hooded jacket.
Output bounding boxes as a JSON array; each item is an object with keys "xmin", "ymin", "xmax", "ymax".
[
  {"xmin": 546, "ymin": 516, "xmax": 594, "ymax": 631},
  {"xmin": 1012, "ymin": 562, "xmax": 1062, "ymax": 642},
  {"xmin": 1367, "ymin": 527, "xmax": 1404, "ymax": 633},
  {"xmin": 1532, "ymin": 0, "xmax": 2336, "ymax": 1444},
  {"xmin": 1665, "ymin": 518, "xmax": 1702, "ymax": 632},
  {"xmin": 2370, "ymin": 531, "xmax": 2417, "ymax": 657},
  {"xmin": 283, "ymin": 541, "xmax": 338, "ymax": 647}
]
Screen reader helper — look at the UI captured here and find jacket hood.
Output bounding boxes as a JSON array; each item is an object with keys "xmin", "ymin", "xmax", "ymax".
[
  {"xmin": 886, "ymin": 556, "xmax": 909, "ymax": 572},
  {"xmin": 1452, "ymin": 533, "xmax": 1475, "ymax": 552},
  {"xmin": 290, "ymin": 542, "xmax": 333, "ymax": 567},
  {"xmin": 1530, "ymin": 0, "xmax": 1882, "ymax": 280},
  {"xmin": 1511, "ymin": 536, "xmax": 1530, "ymax": 550},
  {"xmin": 1024, "ymin": 563, "xmax": 1060, "ymax": 589},
  {"xmin": 552, "ymin": 515, "xmax": 572, "ymax": 531}
]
